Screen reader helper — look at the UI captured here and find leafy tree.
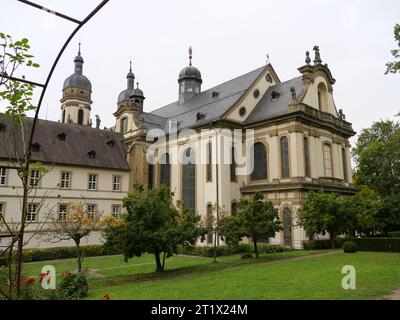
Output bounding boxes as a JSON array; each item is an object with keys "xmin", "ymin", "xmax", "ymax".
[
  {"xmin": 375, "ymin": 195, "xmax": 400, "ymax": 236},
  {"xmin": 47, "ymin": 203, "xmax": 102, "ymax": 272},
  {"xmin": 340, "ymin": 187, "xmax": 382, "ymax": 237},
  {"xmin": 298, "ymin": 192, "xmax": 350, "ymax": 249},
  {"xmin": 385, "ymin": 24, "xmax": 400, "ymax": 74},
  {"xmin": 221, "ymin": 192, "xmax": 281, "ymax": 258},
  {"xmin": 103, "ymin": 184, "xmax": 205, "ymax": 272},
  {"xmin": 354, "ymin": 120, "xmax": 400, "ymax": 196}
]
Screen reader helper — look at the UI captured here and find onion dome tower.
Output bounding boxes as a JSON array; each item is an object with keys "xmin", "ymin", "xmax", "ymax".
[
  {"xmin": 178, "ymin": 47, "xmax": 202, "ymax": 104},
  {"xmin": 60, "ymin": 43, "xmax": 92, "ymax": 125}
]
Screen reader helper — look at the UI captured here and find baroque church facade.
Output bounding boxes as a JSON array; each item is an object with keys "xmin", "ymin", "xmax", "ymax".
[{"xmin": 0, "ymin": 45, "xmax": 356, "ymax": 249}]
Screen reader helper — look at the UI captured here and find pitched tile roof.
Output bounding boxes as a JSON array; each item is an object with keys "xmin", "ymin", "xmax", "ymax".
[{"xmin": 0, "ymin": 114, "xmax": 129, "ymax": 171}]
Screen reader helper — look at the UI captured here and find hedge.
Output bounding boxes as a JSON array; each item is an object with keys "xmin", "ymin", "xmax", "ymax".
[
  {"xmin": 0, "ymin": 244, "xmax": 121, "ymax": 266},
  {"xmin": 303, "ymin": 238, "xmax": 400, "ymax": 252},
  {"xmin": 175, "ymin": 243, "xmax": 287, "ymax": 257}
]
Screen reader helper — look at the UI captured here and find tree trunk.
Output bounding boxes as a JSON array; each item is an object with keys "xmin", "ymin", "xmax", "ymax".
[
  {"xmin": 15, "ymin": 169, "xmax": 29, "ymax": 298},
  {"xmin": 75, "ymin": 238, "xmax": 82, "ymax": 272},
  {"xmin": 253, "ymin": 238, "xmax": 259, "ymax": 258},
  {"xmin": 330, "ymin": 233, "xmax": 336, "ymax": 249},
  {"xmin": 162, "ymin": 251, "xmax": 166, "ymax": 270},
  {"xmin": 155, "ymin": 251, "xmax": 163, "ymax": 272}
]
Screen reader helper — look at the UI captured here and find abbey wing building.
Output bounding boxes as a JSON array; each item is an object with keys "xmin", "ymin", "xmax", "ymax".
[{"xmin": 0, "ymin": 45, "xmax": 356, "ymax": 249}]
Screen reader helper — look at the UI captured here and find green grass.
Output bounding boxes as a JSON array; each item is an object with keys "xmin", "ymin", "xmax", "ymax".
[{"xmin": 22, "ymin": 251, "xmax": 400, "ymax": 300}]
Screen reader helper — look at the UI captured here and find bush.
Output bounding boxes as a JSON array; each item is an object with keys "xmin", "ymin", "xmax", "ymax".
[
  {"xmin": 60, "ymin": 273, "xmax": 88, "ymax": 299},
  {"xmin": 303, "ymin": 238, "xmax": 400, "ymax": 252},
  {"xmin": 388, "ymin": 231, "xmax": 400, "ymax": 238},
  {"xmin": 343, "ymin": 241, "xmax": 357, "ymax": 253},
  {"xmin": 265, "ymin": 244, "xmax": 286, "ymax": 254},
  {"xmin": 240, "ymin": 252, "xmax": 253, "ymax": 259}
]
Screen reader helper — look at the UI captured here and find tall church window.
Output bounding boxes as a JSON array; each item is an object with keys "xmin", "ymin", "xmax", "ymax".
[
  {"xmin": 206, "ymin": 142, "xmax": 212, "ymax": 182},
  {"xmin": 182, "ymin": 148, "xmax": 196, "ymax": 213},
  {"xmin": 77, "ymin": 109, "xmax": 84, "ymax": 125},
  {"xmin": 148, "ymin": 164, "xmax": 154, "ymax": 190},
  {"xmin": 317, "ymin": 82, "xmax": 328, "ymax": 112},
  {"xmin": 121, "ymin": 117, "xmax": 128, "ymax": 134},
  {"xmin": 62, "ymin": 110, "xmax": 66, "ymax": 123},
  {"xmin": 281, "ymin": 137, "xmax": 290, "ymax": 178},
  {"xmin": 304, "ymin": 137, "xmax": 310, "ymax": 177},
  {"xmin": 251, "ymin": 143, "xmax": 267, "ymax": 181},
  {"xmin": 342, "ymin": 147, "xmax": 348, "ymax": 182},
  {"xmin": 230, "ymin": 146, "xmax": 237, "ymax": 182},
  {"xmin": 160, "ymin": 153, "xmax": 171, "ymax": 188},
  {"xmin": 323, "ymin": 143, "xmax": 333, "ymax": 177},
  {"xmin": 231, "ymin": 202, "xmax": 237, "ymax": 217}
]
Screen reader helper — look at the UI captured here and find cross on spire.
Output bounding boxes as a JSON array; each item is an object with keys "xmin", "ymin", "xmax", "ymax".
[{"xmin": 189, "ymin": 46, "xmax": 193, "ymax": 66}]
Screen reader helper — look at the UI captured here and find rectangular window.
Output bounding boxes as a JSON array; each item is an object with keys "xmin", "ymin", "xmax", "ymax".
[
  {"xmin": 58, "ymin": 204, "xmax": 67, "ymax": 221},
  {"xmin": 27, "ymin": 204, "xmax": 37, "ymax": 222},
  {"xmin": 323, "ymin": 144, "xmax": 333, "ymax": 177},
  {"xmin": 88, "ymin": 174, "xmax": 97, "ymax": 190},
  {"xmin": 0, "ymin": 203, "xmax": 4, "ymax": 219},
  {"xmin": 148, "ymin": 164, "xmax": 154, "ymax": 190},
  {"xmin": 113, "ymin": 176, "xmax": 121, "ymax": 191},
  {"xmin": 0, "ymin": 167, "xmax": 6, "ymax": 186},
  {"xmin": 60, "ymin": 172, "xmax": 71, "ymax": 189},
  {"xmin": 87, "ymin": 204, "xmax": 96, "ymax": 220},
  {"xmin": 112, "ymin": 204, "xmax": 122, "ymax": 219},
  {"xmin": 206, "ymin": 142, "xmax": 212, "ymax": 182},
  {"xmin": 342, "ymin": 148, "xmax": 348, "ymax": 182},
  {"xmin": 30, "ymin": 170, "xmax": 40, "ymax": 187}
]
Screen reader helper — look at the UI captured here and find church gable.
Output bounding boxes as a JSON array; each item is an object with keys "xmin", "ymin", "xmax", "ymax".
[{"xmin": 223, "ymin": 64, "xmax": 280, "ymax": 123}]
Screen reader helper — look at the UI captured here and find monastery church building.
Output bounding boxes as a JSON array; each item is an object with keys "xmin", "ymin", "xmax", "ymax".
[{"xmin": 0, "ymin": 45, "xmax": 356, "ymax": 249}]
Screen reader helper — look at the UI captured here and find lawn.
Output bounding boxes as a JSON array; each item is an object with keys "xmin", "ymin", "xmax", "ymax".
[{"xmin": 22, "ymin": 251, "xmax": 400, "ymax": 300}]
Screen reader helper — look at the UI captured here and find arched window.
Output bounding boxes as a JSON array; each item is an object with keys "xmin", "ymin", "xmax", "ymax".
[
  {"xmin": 304, "ymin": 137, "xmax": 310, "ymax": 177},
  {"xmin": 251, "ymin": 142, "xmax": 267, "ymax": 181},
  {"xmin": 230, "ymin": 146, "xmax": 237, "ymax": 182},
  {"xmin": 281, "ymin": 137, "xmax": 290, "ymax": 178},
  {"xmin": 317, "ymin": 82, "xmax": 328, "ymax": 112},
  {"xmin": 77, "ymin": 109, "xmax": 84, "ymax": 125},
  {"xmin": 206, "ymin": 203, "xmax": 213, "ymax": 244},
  {"xmin": 206, "ymin": 142, "xmax": 212, "ymax": 182},
  {"xmin": 160, "ymin": 153, "xmax": 170, "ymax": 188},
  {"xmin": 231, "ymin": 202, "xmax": 237, "ymax": 217},
  {"xmin": 323, "ymin": 143, "xmax": 333, "ymax": 177},
  {"xmin": 62, "ymin": 110, "xmax": 66, "ymax": 123},
  {"xmin": 283, "ymin": 208, "xmax": 292, "ymax": 247},
  {"xmin": 342, "ymin": 147, "xmax": 348, "ymax": 182},
  {"xmin": 182, "ymin": 148, "xmax": 196, "ymax": 213},
  {"xmin": 148, "ymin": 163, "xmax": 154, "ymax": 190},
  {"xmin": 121, "ymin": 117, "xmax": 128, "ymax": 134}
]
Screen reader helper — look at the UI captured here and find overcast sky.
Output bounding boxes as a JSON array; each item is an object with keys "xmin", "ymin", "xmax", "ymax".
[{"xmin": 1, "ymin": 0, "xmax": 399, "ymax": 145}]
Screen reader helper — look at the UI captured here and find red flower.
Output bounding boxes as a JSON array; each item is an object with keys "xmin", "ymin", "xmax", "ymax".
[
  {"xmin": 67, "ymin": 272, "xmax": 72, "ymax": 277},
  {"xmin": 27, "ymin": 277, "xmax": 35, "ymax": 284},
  {"xmin": 103, "ymin": 294, "xmax": 110, "ymax": 300},
  {"xmin": 39, "ymin": 273, "xmax": 47, "ymax": 283}
]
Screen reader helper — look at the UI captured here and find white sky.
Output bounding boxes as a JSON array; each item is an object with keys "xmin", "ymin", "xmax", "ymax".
[{"xmin": 1, "ymin": 0, "xmax": 399, "ymax": 146}]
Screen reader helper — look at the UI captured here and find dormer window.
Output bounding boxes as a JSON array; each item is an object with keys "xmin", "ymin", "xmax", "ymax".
[
  {"xmin": 196, "ymin": 112, "xmax": 206, "ymax": 122},
  {"xmin": 32, "ymin": 143, "xmax": 41, "ymax": 152},
  {"xmin": 87, "ymin": 150, "xmax": 96, "ymax": 159},
  {"xmin": 57, "ymin": 132, "xmax": 66, "ymax": 141},
  {"xmin": 121, "ymin": 117, "xmax": 128, "ymax": 134},
  {"xmin": 106, "ymin": 139, "xmax": 115, "ymax": 147},
  {"xmin": 211, "ymin": 91, "xmax": 220, "ymax": 98},
  {"xmin": 271, "ymin": 91, "xmax": 280, "ymax": 101}
]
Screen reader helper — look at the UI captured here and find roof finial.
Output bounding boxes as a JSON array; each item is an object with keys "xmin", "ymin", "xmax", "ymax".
[
  {"xmin": 78, "ymin": 42, "xmax": 81, "ymax": 56},
  {"xmin": 266, "ymin": 53, "xmax": 270, "ymax": 65},
  {"xmin": 129, "ymin": 60, "xmax": 132, "ymax": 73},
  {"xmin": 136, "ymin": 81, "xmax": 139, "ymax": 89},
  {"xmin": 305, "ymin": 51, "xmax": 311, "ymax": 65},
  {"xmin": 189, "ymin": 46, "xmax": 193, "ymax": 66}
]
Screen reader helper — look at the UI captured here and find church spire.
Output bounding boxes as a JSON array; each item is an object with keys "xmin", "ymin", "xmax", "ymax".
[
  {"xmin": 127, "ymin": 60, "xmax": 135, "ymax": 90},
  {"xmin": 189, "ymin": 46, "xmax": 193, "ymax": 66},
  {"xmin": 74, "ymin": 42, "xmax": 84, "ymax": 74}
]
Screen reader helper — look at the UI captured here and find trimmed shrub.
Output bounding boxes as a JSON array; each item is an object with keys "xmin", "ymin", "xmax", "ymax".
[
  {"xmin": 303, "ymin": 238, "xmax": 400, "ymax": 252},
  {"xmin": 265, "ymin": 244, "xmax": 286, "ymax": 254},
  {"xmin": 60, "ymin": 273, "xmax": 88, "ymax": 299},
  {"xmin": 342, "ymin": 241, "xmax": 357, "ymax": 253},
  {"xmin": 240, "ymin": 252, "xmax": 254, "ymax": 259}
]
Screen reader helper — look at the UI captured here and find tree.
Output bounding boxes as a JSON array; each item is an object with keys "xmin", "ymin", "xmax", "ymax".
[
  {"xmin": 223, "ymin": 192, "xmax": 281, "ymax": 258},
  {"xmin": 46, "ymin": 203, "xmax": 102, "ymax": 272},
  {"xmin": 0, "ymin": 33, "xmax": 42, "ymax": 299},
  {"xmin": 103, "ymin": 184, "xmax": 205, "ymax": 272},
  {"xmin": 354, "ymin": 120, "xmax": 400, "ymax": 196},
  {"xmin": 298, "ymin": 192, "xmax": 350, "ymax": 249},
  {"xmin": 385, "ymin": 24, "xmax": 400, "ymax": 74},
  {"xmin": 340, "ymin": 187, "xmax": 382, "ymax": 237}
]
